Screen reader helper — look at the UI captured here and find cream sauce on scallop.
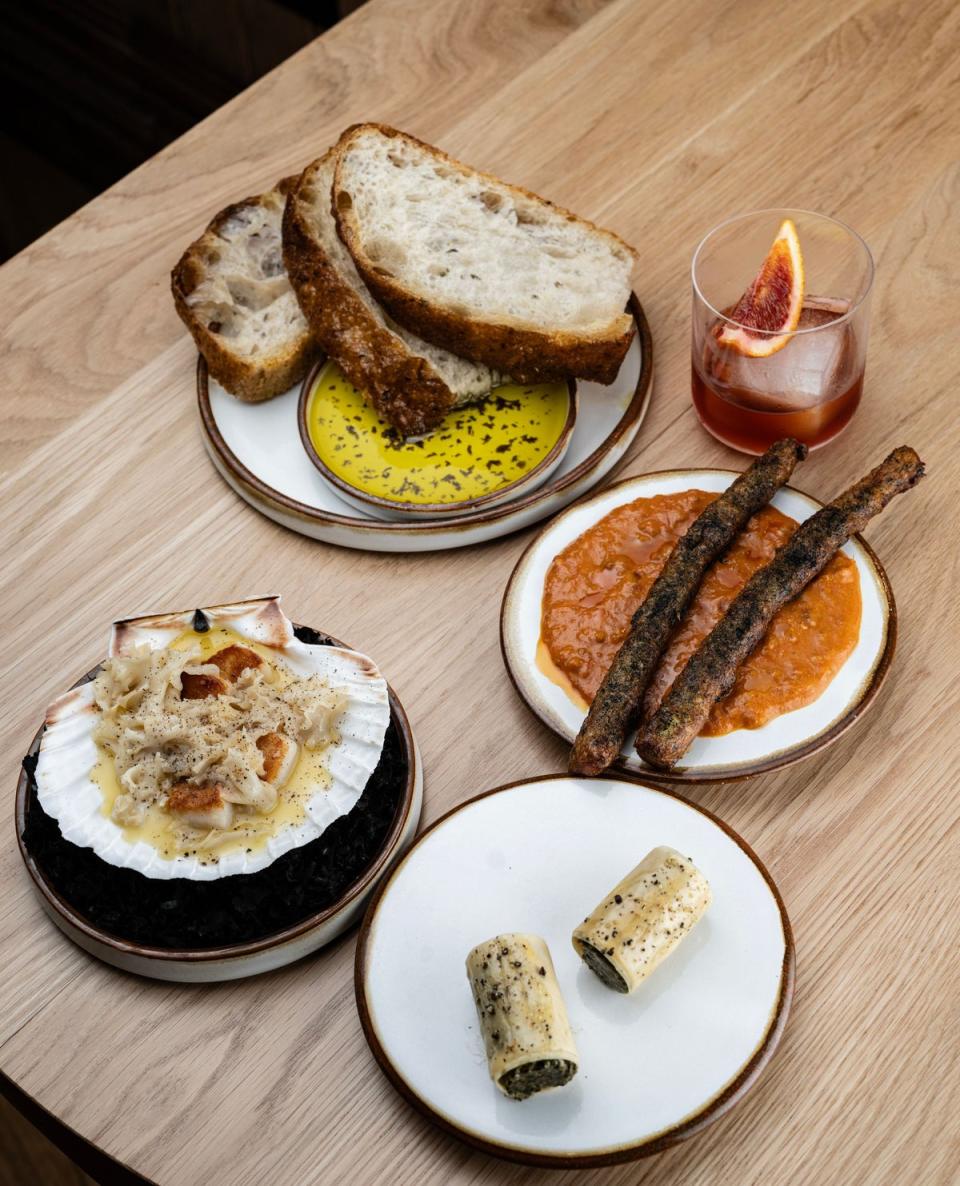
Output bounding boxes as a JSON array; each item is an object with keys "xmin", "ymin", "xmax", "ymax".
[{"xmin": 93, "ymin": 626, "xmax": 333, "ymax": 864}]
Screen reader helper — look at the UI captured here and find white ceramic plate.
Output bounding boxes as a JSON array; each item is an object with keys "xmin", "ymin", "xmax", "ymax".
[
  {"xmin": 356, "ymin": 776, "xmax": 793, "ymax": 1167},
  {"xmin": 501, "ymin": 470, "xmax": 895, "ymax": 782},
  {"xmin": 198, "ymin": 298, "xmax": 652, "ymax": 552}
]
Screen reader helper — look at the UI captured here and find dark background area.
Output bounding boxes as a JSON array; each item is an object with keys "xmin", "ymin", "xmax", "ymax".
[{"xmin": 0, "ymin": 0, "xmax": 364, "ymax": 262}]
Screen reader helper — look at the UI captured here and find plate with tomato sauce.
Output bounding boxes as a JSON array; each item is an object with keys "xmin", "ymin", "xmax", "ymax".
[{"xmin": 500, "ymin": 469, "xmax": 895, "ymax": 781}]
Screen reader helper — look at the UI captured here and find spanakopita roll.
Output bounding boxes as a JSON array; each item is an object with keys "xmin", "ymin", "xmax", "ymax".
[
  {"xmin": 466, "ymin": 933, "xmax": 578, "ymax": 1100},
  {"xmin": 572, "ymin": 846, "xmax": 711, "ymax": 993}
]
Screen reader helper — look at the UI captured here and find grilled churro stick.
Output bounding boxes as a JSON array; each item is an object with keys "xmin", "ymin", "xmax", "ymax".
[
  {"xmin": 570, "ymin": 438, "xmax": 808, "ymax": 775},
  {"xmin": 637, "ymin": 446, "xmax": 925, "ymax": 768},
  {"xmin": 573, "ymin": 847, "xmax": 711, "ymax": 993},
  {"xmin": 466, "ymin": 933, "xmax": 578, "ymax": 1100}
]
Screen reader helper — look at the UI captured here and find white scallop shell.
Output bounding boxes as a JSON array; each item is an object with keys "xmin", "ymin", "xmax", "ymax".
[{"xmin": 33, "ymin": 597, "xmax": 391, "ymax": 880}]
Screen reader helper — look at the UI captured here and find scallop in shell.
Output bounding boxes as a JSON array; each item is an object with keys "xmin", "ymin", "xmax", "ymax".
[{"xmin": 33, "ymin": 597, "xmax": 391, "ymax": 881}]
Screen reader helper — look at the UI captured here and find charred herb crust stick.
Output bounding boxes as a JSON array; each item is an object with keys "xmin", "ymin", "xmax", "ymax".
[
  {"xmin": 636, "ymin": 446, "xmax": 925, "ymax": 769},
  {"xmin": 569, "ymin": 437, "xmax": 808, "ymax": 776}
]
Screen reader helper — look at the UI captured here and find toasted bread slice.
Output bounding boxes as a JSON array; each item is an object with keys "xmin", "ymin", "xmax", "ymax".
[
  {"xmin": 331, "ymin": 124, "xmax": 638, "ymax": 384},
  {"xmin": 172, "ymin": 178, "xmax": 319, "ymax": 402},
  {"xmin": 283, "ymin": 150, "xmax": 503, "ymax": 436}
]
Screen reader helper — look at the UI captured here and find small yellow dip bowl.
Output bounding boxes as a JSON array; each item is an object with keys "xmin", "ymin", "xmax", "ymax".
[{"xmin": 299, "ymin": 361, "xmax": 577, "ymax": 520}]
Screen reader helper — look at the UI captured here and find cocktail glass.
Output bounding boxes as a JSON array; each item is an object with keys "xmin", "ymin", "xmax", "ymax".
[{"xmin": 691, "ymin": 209, "xmax": 874, "ymax": 454}]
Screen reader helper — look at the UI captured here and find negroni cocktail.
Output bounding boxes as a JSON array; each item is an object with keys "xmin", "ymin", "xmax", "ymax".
[{"xmin": 691, "ymin": 211, "xmax": 873, "ymax": 454}]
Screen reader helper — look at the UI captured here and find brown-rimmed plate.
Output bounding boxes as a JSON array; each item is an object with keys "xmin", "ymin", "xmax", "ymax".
[
  {"xmin": 197, "ymin": 295, "xmax": 652, "ymax": 551},
  {"xmin": 16, "ymin": 620, "xmax": 423, "ymax": 983},
  {"xmin": 500, "ymin": 469, "xmax": 896, "ymax": 782},
  {"xmin": 355, "ymin": 774, "xmax": 793, "ymax": 1167},
  {"xmin": 299, "ymin": 366, "xmax": 578, "ymax": 521}
]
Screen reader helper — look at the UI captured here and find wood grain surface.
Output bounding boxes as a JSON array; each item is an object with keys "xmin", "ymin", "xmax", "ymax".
[{"xmin": 1, "ymin": 0, "xmax": 958, "ymax": 1183}]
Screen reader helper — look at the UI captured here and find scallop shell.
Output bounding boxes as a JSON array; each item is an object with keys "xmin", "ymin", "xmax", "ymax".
[{"xmin": 33, "ymin": 597, "xmax": 391, "ymax": 881}]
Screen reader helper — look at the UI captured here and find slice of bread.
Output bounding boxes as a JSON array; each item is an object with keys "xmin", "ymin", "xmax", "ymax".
[
  {"xmin": 331, "ymin": 124, "xmax": 638, "ymax": 384},
  {"xmin": 282, "ymin": 149, "xmax": 503, "ymax": 437},
  {"xmin": 172, "ymin": 178, "xmax": 319, "ymax": 402}
]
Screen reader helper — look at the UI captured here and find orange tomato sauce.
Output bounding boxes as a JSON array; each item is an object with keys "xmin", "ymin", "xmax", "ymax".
[{"xmin": 539, "ymin": 490, "xmax": 862, "ymax": 735}]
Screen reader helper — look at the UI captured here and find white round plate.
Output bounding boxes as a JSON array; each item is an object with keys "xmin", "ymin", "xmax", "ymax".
[
  {"xmin": 198, "ymin": 298, "xmax": 652, "ymax": 552},
  {"xmin": 356, "ymin": 776, "xmax": 793, "ymax": 1167},
  {"xmin": 501, "ymin": 469, "xmax": 896, "ymax": 782}
]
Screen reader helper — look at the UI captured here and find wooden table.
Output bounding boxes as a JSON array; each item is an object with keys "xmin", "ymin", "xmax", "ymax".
[{"xmin": 2, "ymin": 0, "xmax": 957, "ymax": 1182}]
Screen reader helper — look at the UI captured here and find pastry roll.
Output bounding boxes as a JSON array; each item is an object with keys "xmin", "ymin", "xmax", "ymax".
[
  {"xmin": 466, "ymin": 933, "xmax": 578, "ymax": 1100},
  {"xmin": 572, "ymin": 846, "xmax": 711, "ymax": 993}
]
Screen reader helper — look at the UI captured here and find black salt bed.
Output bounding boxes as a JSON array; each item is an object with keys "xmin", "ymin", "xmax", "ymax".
[{"xmin": 19, "ymin": 626, "xmax": 406, "ymax": 951}]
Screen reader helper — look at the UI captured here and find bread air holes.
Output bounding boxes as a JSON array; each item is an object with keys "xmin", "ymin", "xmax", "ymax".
[
  {"xmin": 244, "ymin": 229, "xmax": 284, "ymax": 279},
  {"xmin": 335, "ymin": 189, "xmax": 353, "ymax": 213},
  {"xmin": 221, "ymin": 209, "xmax": 255, "ymax": 236},
  {"xmin": 259, "ymin": 246, "xmax": 284, "ymax": 278},
  {"xmin": 478, "ymin": 190, "xmax": 504, "ymax": 213},
  {"xmin": 515, "ymin": 204, "xmax": 547, "ymax": 227},
  {"xmin": 365, "ymin": 235, "xmax": 406, "ymax": 274},
  {"xmin": 202, "ymin": 304, "xmax": 241, "ymax": 338},
  {"xmin": 226, "ymin": 277, "xmax": 276, "ymax": 312}
]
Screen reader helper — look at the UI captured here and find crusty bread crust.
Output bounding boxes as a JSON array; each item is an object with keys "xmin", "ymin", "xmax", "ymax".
[
  {"xmin": 171, "ymin": 177, "xmax": 319, "ymax": 402},
  {"xmin": 283, "ymin": 152, "xmax": 463, "ymax": 437},
  {"xmin": 331, "ymin": 124, "xmax": 637, "ymax": 384}
]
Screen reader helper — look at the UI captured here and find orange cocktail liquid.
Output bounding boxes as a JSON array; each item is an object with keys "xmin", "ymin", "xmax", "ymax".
[{"xmin": 692, "ymin": 297, "xmax": 863, "ymax": 454}]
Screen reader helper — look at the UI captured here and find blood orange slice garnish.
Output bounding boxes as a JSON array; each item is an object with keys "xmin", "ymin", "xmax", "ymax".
[{"xmin": 716, "ymin": 218, "xmax": 805, "ymax": 358}]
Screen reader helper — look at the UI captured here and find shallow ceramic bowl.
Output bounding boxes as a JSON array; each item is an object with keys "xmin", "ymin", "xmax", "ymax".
[
  {"xmin": 501, "ymin": 469, "xmax": 896, "ymax": 782},
  {"xmin": 16, "ymin": 625, "xmax": 423, "ymax": 983},
  {"xmin": 356, "ymin": 775, "xmax": 793, "ymax": 1167},
  {"xmin": 298, "ymin": 366, "xmax": 578, "ymax": 522},
  {"xmin": 198, "ymin": 294, "xmax": 653, "ymax": 551}
]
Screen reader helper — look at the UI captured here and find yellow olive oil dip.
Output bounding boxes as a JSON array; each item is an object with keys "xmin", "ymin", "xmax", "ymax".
[{"xmin": 307, "ymin": 362, "xmax": 572, "ymax": 507}]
